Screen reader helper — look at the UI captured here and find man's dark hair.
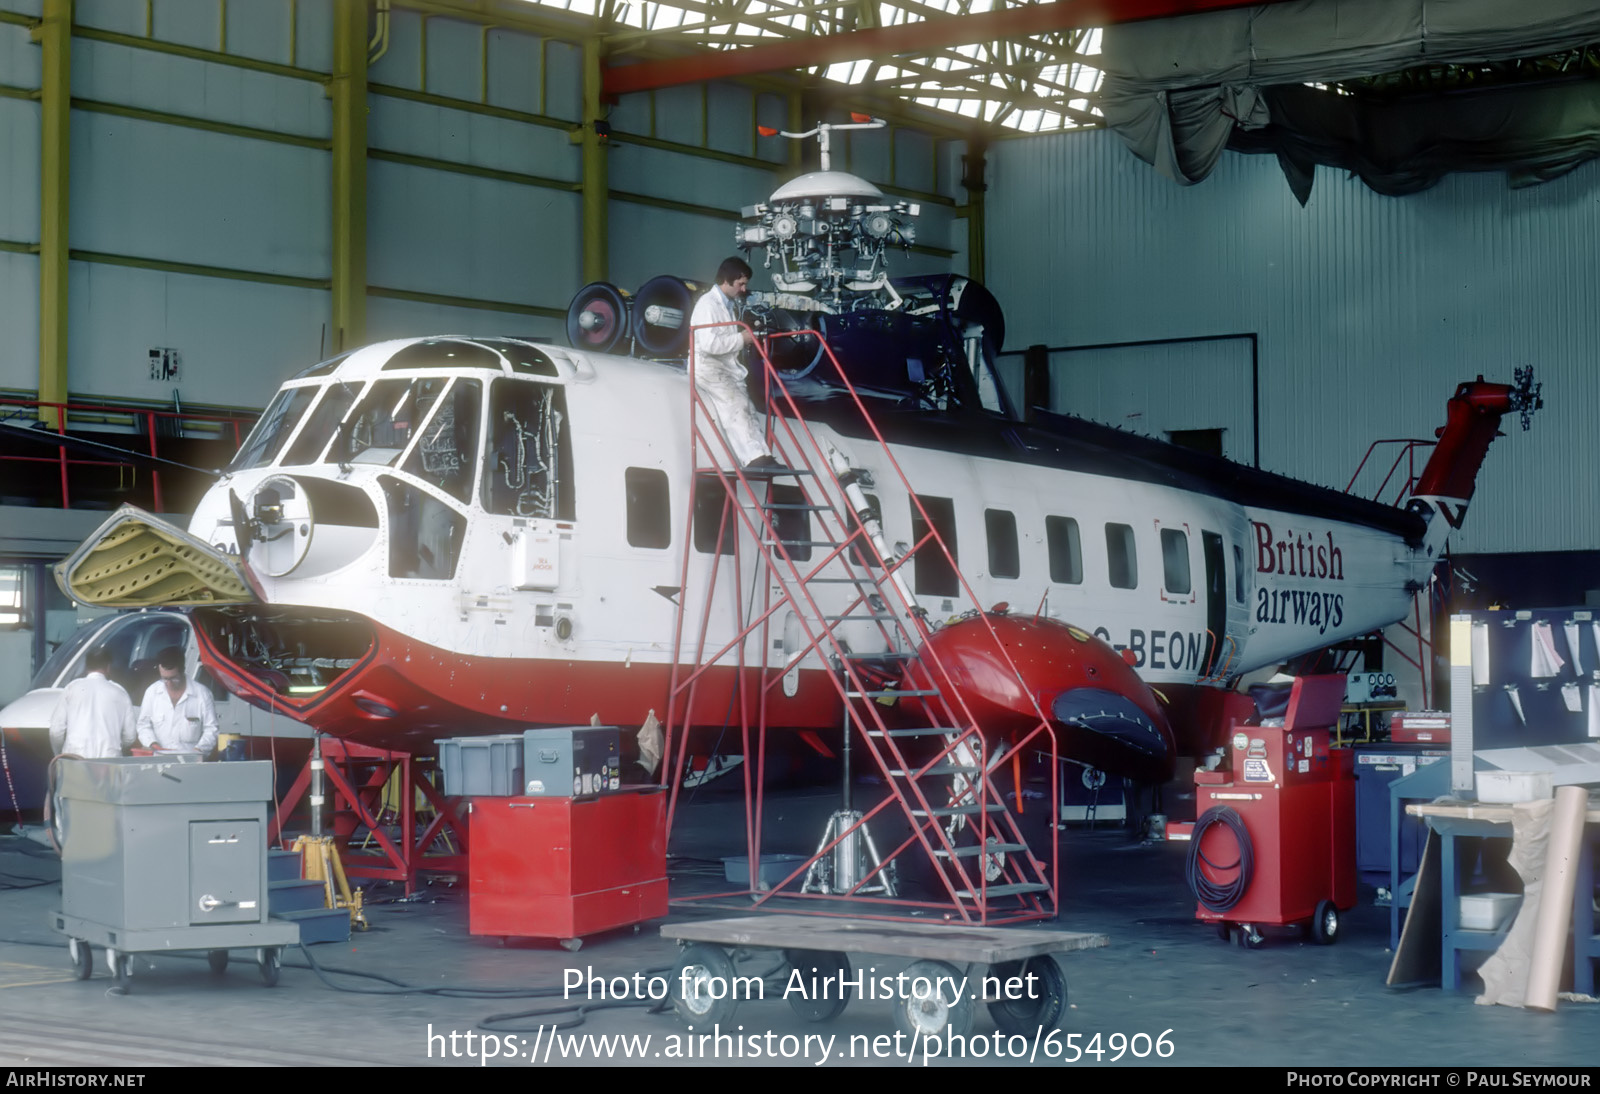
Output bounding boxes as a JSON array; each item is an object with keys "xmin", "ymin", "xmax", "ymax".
[
  {"xmin": 85, "ymin": 646, "xmax": 113, "ymax": 674},
  {"xmin": 716, "ymin": 256, "xmax": 752, "ymax": 286},
  {"xmin": 156, "ymin": 645, "xmax": 185, "ymax": 672}
]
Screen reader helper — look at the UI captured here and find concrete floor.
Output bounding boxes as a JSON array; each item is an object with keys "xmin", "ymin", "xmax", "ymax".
[{"xmin": 0, "ymin": 787, "xmax": 1594, "ymax": 1069}]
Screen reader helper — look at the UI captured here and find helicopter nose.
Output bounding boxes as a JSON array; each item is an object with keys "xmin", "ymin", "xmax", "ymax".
[{"xmin": 1051, "ymin": 688, "xmax": 1170, "ymax": 761}]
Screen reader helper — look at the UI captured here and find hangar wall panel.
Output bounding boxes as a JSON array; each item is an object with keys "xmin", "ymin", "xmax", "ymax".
[
  {"xmin": 0, "ymin": 251, "xmax": 40, "ymax": 392},
  {"xmin": 2, "ymin": 18, "xmax": 40, "ymax": 87},
  {"xmin": 367, "ymin": 95, "xmax": 577, "ymax": 182},
  {"xmin": 0, "ymin": 95, "xmax": 40, "ymax": 243},
  {"xmin": 986, "ymin": 129, "xmax": 1590, "ymax": 554}
]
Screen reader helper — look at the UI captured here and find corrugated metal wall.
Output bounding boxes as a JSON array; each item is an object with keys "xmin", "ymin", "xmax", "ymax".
[
  {"xmin": 987, "ymin": 128, "xmax": 1588, "ymax": 554},
  {"xmin": 0, "ymin": 0, "xmax": 968, "ymax": 412}
]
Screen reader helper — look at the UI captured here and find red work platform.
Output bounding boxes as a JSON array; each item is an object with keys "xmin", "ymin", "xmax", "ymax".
[{"xmin": 468, "ymin": 787, "xmax": 668, "ymax": 946}]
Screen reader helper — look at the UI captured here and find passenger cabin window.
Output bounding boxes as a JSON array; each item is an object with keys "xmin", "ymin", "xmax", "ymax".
[
  {"xmin": 1161, "ymin": 528, "xmax": 1191, "ymax": 595},
  {"xmin": 1233, "ymin": 544, "xmax": 1245, "ymax": 602},
  {"xmin": 282, "ymin": 382, "xmax": 357, "ymax": 465},
  {"xmin": 770, "ymin": 484, "xmax": 812, "ymax": 562},
  {"xmin": 985, "ymin": 509, "xmax": 1019, "ymax": 579},
  {"xmin": 1046, "ymin": 517, "xmax": 1082, "ymax": 584},
  {"xmin": 693, "ymin": 479, "xmax": 735, "ymax": 555},
  {"xmin": 911, "ymin": 495, "xmax": 959, "ymax": 597},
  {"xmin": 482, "ymin": 380, "xmax": 574, "ymax": 520},
  {"xmin": 379, "ymin": 476, "xmax": 465, "ymax": 580},
  {"xmin": 625, "ymin": 468, "xmax": 671, "ymax": 549},
  {"xmin": 1106, "ymin": 523, "xmax": 1138, "ymax": 589}
]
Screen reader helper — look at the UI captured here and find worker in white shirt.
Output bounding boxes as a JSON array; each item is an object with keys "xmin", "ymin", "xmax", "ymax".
[
  {"xmin": 135, "ymin": 646, "xmax": 219, "ymax": 756},
  {"xmin": 48, "ymin": 645, "xmax": 134, "ymax": 758},
  {"xmin": 690, "ymin": 256, "xmax": 781, "ymax": 472}
]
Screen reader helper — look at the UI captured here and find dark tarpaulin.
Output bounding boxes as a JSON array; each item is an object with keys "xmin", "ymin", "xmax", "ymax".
[{"xmin": 1227, "ymin": 79, "xmax": 1600, "ymax": 203}]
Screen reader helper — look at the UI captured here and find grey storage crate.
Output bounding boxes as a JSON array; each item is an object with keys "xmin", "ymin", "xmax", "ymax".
[
  {"xmin": 436, "ymin": 734, "xmax": 525, "ymax": 796},
  {"xmin": 521, "ymin": 727, "xmax": 621, "ymax": 798}
]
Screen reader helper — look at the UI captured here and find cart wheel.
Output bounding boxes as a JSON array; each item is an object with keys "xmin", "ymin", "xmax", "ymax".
[
  {"xmin": 1235, "ymin": 924, "xmax": 1264, "ymax": 949},
  {"xmin": 207, "ymin": 949, "xmax": 229, "ymax": 975},
  {"xmin": 672, "ymin": 944, "xmax": 739, "ymax": 1026},
  {"xmin": 1311, "ymin": 900, "xmax": 1340, "ymax": 946},
  {"xmin": 1214, "ymin": 920, "xmax": 1231, "ymax": 942},
  {"xmin": 108, "ymin": 949, "xmax": 132, "ymax": 992},
  {"xmin": 897, "ymin": 960, "xmax": 973, "ymax": 1041},
  {"xmin": 257, "ymin": 947, "xmax": 281, "ymax": 987},
  {"xmin": 986, "ymin": 956, "xmax": 1067, "ymax": 1035},
  {"xmin": 784, "ymin": 950, "xmax": 852, "ymax": 1023},
  {"xmin": 68, "ymin": 938, "xmax": 92, "ymax": 981}
]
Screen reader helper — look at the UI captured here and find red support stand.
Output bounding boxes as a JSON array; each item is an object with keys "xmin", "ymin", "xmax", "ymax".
[{"xmin": 268, "ymin": 739, "xmax": 469, "ymax": 894}]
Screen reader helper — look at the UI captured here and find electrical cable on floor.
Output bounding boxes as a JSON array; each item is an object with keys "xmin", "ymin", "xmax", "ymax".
[{"xmin": 1185, "ymin": 805, "xmax": 1253, "ymax": 913}]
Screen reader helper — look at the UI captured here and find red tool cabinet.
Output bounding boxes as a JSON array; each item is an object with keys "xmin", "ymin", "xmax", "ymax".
[{"xmin": 468, "ymin": 787, "xmax": 669, "ymax": 942}]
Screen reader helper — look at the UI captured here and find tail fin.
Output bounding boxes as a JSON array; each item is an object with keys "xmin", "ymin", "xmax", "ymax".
[{"xmin": 1407, "ymin": 367, "xmax": 1542, "ymax": 556}]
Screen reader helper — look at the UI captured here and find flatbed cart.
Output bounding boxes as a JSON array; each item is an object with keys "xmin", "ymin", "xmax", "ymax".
[
  {"xmin": 662, "ymin": 915, "xmax": 1107, "ymax": 1038},
  {"xmin": 50, "ymin": 756, "xmax": 302, "ymax": 992}
]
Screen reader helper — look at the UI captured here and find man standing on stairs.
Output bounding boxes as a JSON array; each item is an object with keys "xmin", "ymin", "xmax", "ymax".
[{"xmin": 691, "ymin": 257, "xmax": 782, "ymax": 472}]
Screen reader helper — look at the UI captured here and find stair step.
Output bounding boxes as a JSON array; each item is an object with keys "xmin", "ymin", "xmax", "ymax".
[
  {"xmin": 886, "ymin": 763, "xmax": 980, "ymax": 776},
  {"xmin": 755, "ymin": 503, "xmax": 832, "ymax": 511},
  {"xmin": 271, "ymin": 906, "xmax": 351, "ymax": 945},
  {"xmin": 766, "ymin": 539, "xmax": 843, "ymax": 548},
  {"xmin": 823, "ymin": 613, "xmax": 893, "ymax": 621},
  {"xmin": 848, "ymin": 689, "xmax": 941, "ymax": 699},
  {"xmin": 953, "ymin": 883, "xmax": 1051, "ymax": 899},
  {"xmin": 934, "ymin": 842, "xmax": 1028, "ymax": 858},
  {"xmin": 912, "ymin": 804, "xmax": 1006, "ymax": 817},
  {"xmin": 267, "ymin": 849, "xmax": 302, "ymax": 883},
  {"xmin": 846, "ymin": 650, "xmax": 917, "ymax": 659},
  {"xmin": 867, "ymin": 727, "xmax": 958, "ymax": 738},
  {"xmin": 269, "ymin": 878, "xmax": 328, "ymax": 914},
  {"xmin": 808, "ymin": 576, "xmax": 882, "ymax": 584}
]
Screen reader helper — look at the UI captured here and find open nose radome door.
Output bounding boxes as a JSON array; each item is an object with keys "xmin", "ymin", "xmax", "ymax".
[{"xmin": 54, "ymin": 505, "xmax": 256, "ymax": 607}]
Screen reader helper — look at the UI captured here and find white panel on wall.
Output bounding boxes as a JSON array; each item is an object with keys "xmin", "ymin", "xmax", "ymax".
[
  {"xmin": 0, "ymin": 251, "xmax": 40, "ymax": 391},
  {"xmin": 608, "ymin": 142, "xmax": 774, "ymax": 214},
  {"xmin": 424, "ymin": 16, "xmax": 481, "ymax": 103},
  {"xmin": 366, "ymin": 297, "xmax": 564, "ymax": 345},
  {"xmin": 367, "ymin": 159, "xmax": 580, "ymax": 309},
  {"xmin": 151, "ymin": 0, "xmax": 221, "ymax": 51},
  {"xmin": 369, "ymin": 7, "xmax": 423, "ymax": 89},
  {"xmin": 71, "ymin": 115, "xmax": 329, "ymax": 278},
  {"xmin": 76, "ymin": 0, "xmax": 145, "ymax": 35},
  {"xmin": 705, "ymin": 83, "xmax": 753, "ymax": 157},
  {"xmin": 73, "ymin": 39, "xmax": 329, "ymax": 138},
  {"xmin": 294, "ymin": 0, "xmax": 332, "ymax": 74},
  {"xmin": 0, "ymin": 96, "xmax": 40, "ymax": 243},
  {"xmin": 652, "ymin": 85, "xmax": 702, "ymax": 146},
  {"xmin": 985, "ymin": 128, "xmax": 1588, "ymax": 553},
  {"xmin": 485, "ymin": 27, "xmax": 542, "ymax": 116},
  {"xmin": 542, "ymin": 39, "xmax": 580, "ymax": 123},
  {"xmin": 225, "ymin": 0, "xmax": 294, "ymax": 67},
  {"xmin": 2, "ymin": 21, "xmax": 40, "ymax": 88},
  {"xmin": 68, "ymin": 262, "xmax": 328, "ymax": 408},
  {"xmin": 368, "ymin": 96, "xmax": 577, "ymax": 182}
]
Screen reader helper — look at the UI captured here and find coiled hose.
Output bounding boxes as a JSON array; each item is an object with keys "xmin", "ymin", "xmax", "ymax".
[{"xmin": 1185, "ymin": 805, "xmax": 1254, "ymax": 912}]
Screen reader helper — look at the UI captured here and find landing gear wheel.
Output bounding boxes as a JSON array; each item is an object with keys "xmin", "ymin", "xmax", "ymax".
[
  {"xmin": 784, "ymin": 950, "xmax": 852, "ymax": 1022},
  {"xmin": 107, "ymin": 948, "xmax": 132, "ymax": 992},
  {"xmin": 986, "ymin": 956, "xmax": 1067, "ymax": 1035},
  {"xmin": 672, "ymin": 944, "xmax": 739, "ymax": 1026},
  {"xmin": 68, "ymin": 938, "xmax": 91, "ymax": 981},
  {"xmin": 897, "ymin": 960, "xmax": 973, "ymax": 1040},
  {"xmin": 1312, "ymin": 900, "xmax": 1340, "ymax": 945},
  {"xmin": 257, "ymin": 947, "xmax": 281, "ymax": 987},
  {"xmin": 1235, "ymin": 924, "xmax": 1264, "ymax": 949},
  {"xmin": 207, "ymin": 949, "xmax": 229, "ymax": 974}
]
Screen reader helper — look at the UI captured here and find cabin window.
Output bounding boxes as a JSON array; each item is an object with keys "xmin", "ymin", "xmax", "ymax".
[
  {"xmin": 1161, "ymin": 528, "xmax": 1191, "ymax": 595},
  {"xmin": 625, "ymin": 468, "xmax": 671, "ymax": 549},
  {"xmin": 1233, "ymin": 544, "xmax": 1245, "ymax": 602},
  {"xmin": 401, "ymin": 379, "xmax": 481, "ymax": 504},
  {"xmin": 911, "ymin": 495, "xmax": 959, "ymax": 597},
  {"xmin": 1046, "ymin": 516, "xmax": 1082, "ymax": 585},
  {"xmin": 770, "ymin": 484, "xmax": 812, "ymax": 562},
  {"xmin": 1106, "ymin": 523, "xmax": 1138, "ymax": 589},
  {"xmin": 379, "ymin": 476, "xmax": 466, "ymax": 580},
  {"xmin": 230, "ymin": 385, "xmax": 320, "ymax": 471},
  {"xmin": 693, "ymin": 479, "xmax": 735, "ymax": 555},
  {"xmin": 282, "ymin": 382, "xmax": 358, "ymax": 466},
  {"xmin": 482, "ymin": 380, "xmax": 574, "ymax": 520},
  {"xmin": 985, "ymin": 509, "xmax": 1019, "ymax": 579}
]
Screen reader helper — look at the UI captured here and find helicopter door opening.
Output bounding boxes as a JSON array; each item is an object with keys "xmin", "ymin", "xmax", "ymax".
[
  {"xmin": 1202, "ymin": 531, "xmax": 1227, "ymax": 674},
  {"xmin": 482, "ymin": 379, "xmax": 575, "ymax": 592}
]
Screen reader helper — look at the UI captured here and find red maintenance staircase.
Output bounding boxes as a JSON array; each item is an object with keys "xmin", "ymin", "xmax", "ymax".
[{"xmin": 663, "ymin": 320, "xmax": 1060, "ymax": 926}]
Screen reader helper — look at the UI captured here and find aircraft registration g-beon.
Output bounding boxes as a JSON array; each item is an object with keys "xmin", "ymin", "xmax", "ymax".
[{"xmin": 56, "ymin": 118, "xmax": 1542, "ymax": 789}]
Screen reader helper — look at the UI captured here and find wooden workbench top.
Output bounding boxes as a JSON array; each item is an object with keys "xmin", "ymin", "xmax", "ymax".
[{"xmin": 661, "ymin": 915, "xmax": 1108, "ymax": 963}]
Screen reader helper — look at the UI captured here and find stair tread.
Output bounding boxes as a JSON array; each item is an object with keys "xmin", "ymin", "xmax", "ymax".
[
  {"xmin": 934, "ymin": 843, "xmax": 1028, "ymax": 857},
  {"xmin": 912, "ymin": 803, "xmax": 1006, "ymax": 816},
  {"xmin": 954, "ymin": 883, "xmax": 1050, "ymax": 898},
  {"xmin": 849, "ymin": 689, "xmax": 939, "ymax": 698}
]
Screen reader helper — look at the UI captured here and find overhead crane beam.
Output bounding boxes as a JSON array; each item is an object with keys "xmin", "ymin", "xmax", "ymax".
[{"xmin": 602, "ymin": 0, "xmax": 1283, "ymax": 96}]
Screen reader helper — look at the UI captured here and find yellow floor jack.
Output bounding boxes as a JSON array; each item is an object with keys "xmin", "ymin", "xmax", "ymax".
[{"xmin": 291, "ymin": 835, "xmax": 369, "ymax": 931}]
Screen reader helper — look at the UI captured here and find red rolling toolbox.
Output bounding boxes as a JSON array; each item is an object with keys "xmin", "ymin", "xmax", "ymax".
[{"xmin": 468, "ymin": 787, "xmax": 668, "ymax": 945}]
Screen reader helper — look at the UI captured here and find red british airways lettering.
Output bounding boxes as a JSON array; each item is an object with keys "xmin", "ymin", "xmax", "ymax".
[{"xmin": 1253, "ymin": 521, "xmax": 1343, "ymax": 581}]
